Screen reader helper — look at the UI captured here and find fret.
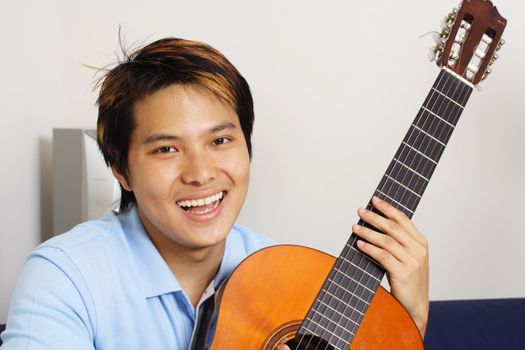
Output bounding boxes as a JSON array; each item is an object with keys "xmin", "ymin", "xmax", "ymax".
[
  {"xmin": 341, "ymin": 245, "xmax": 382, "ymax": 283},
  {"xmin": 436, "ymin": 69, "xmax": 472, "ymax": 105},
  {"xmin": 308, "ymin": 304, "xmax": 357, "ymax": 343},
  {"xmin": 410, "ymin": 124, "xmax": 446, "ymax": 146},
  {"xmin": 336, "ymin": 254, "xmax": 381, "ymax": 288},
  {"xmin": 393, "ymin": 158, "xmax": 430, "ymax": 182},
  {"xmin": 303, "ymin": 317, "xmax": 351, "ymax": 346},
  {"xmin": 394, "ymin": 146, "xmax": 437, "ymax": 180},
  {"xmin": 384, "ymin": 160, "xmax": 429, "ymax": 194},
  {"xmin": 375, "ymin": 190, "xmax": 415, "ymax": 214},
  {"xmin": 312, "ymin": 299, "xmax": 365, "ymax": 327},
  {"xmin": 312, "ymin": 290, "xmax": 367, "ymax": 345},
  {"xmin": 421, "ymin": 106, "xmax": 456, "ymax": 128},
  {"xmin": 431, "ymin": 87, "xmax": 464, "ymax": 108},
  {"xmin": 338, "ymin": 255, "xmax": 381, "ymax": 283},
  {"xmin": 332, "ymin": 267, "xmax": 375, "ymax": 295},
  {"xmin": 323, "ymin": 276, "xmax": 373, "ymax": 308},
  {"xmin": 318, "ymin": 288, "xmax": 368, "ymax": 318},
  {"xmin": 404, "ymin": 129, "xmax": 446, "ymax": 162},
  {"xmin": 305, "ymin": 305, "xmax": 358, "ymax": 342},
  {"xmin": 345, "ymin": 265, "xmax": 375, "ymax": 291},
  {"xmin": 309, "ymin": 310, "xmax": 356, "ymax": 341},
  {"xmin": 324, "ymin": 276, "xmax": 373, "ymax": 305},
  {"xmin": 433, "ymin": 70, "xmax": 465, "ymax": 106},
  {"xmin": 343, "ymin": 242, "xmax": 382, "ymax": 271},
  {"xmin": 422, "ymin": 96, "xmax": 464, "ymax": 125},
  {"xmin": 400, "ymin": 142, "xmax": 438, "ymax": 165},
  {"xmin": 377, "ymin": 178, "xmax": 421, "ymax": 213},
  {"xmin": 312, "ymin": 304, "xmax": 360, "ymax": 329},
  {"xmin": 383, "ymin": 174, "xmax": 422, "ymax": 198},
  {"xmin": 345, "ymin": 243, "xmax": 384, "ymax": 283},
  {"xmin": 414, "ymin": 110, "xmax": 455, "ymax": 144}
]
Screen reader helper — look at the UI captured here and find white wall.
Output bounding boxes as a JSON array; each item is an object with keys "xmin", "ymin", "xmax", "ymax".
[{"xmin": 1, "ymin": 0, "xmax": 523, "ymax": 322}]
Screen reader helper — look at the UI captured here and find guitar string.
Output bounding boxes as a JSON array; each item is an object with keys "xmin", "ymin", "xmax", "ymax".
[
  {"xmin": 293, "ymin": 71, "xmax": 451, "ymax": 350},
  {"xmin": 293, "ymin": 71, "xmax": 450, "ymax": 350},
  {"xmin": 320, "ymin": 70, "xmax": 461, "ymax": 350},
  {"xmin": 298, "ymin": 57, "xmax": 474, "ymax": 349},
  {"xmin": 377, "ymin": 68, "xmax": 463, "ymax": 223},
  {"xmin": 337, "ymin": 70, "xmax": 470, "ymax": 345},
  {"xmin": 327, "ymin": 70, "xmax": 470, "ymax": 349},
  {"xmin": 326, "ymin": 70, "xmax": 458, "ymax": 350},
  {"xmin": 296, "ymin": 69, "xmax": 471, "ymax": 350}
]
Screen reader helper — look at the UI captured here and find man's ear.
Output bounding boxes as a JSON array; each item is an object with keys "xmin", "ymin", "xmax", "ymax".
[{"xmin": 111, "ymin": 165, "xmax": 132, "ymax": 192}]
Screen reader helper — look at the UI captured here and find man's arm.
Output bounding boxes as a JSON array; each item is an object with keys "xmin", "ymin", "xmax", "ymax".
[{"xmin": 1, "ymin": 249, "xmax": 95, "ymax": 349}]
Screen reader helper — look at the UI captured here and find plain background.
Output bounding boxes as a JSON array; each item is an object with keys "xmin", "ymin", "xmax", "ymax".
[{"xmin": 0, "ymin": 0, "xmax": 523, "ymax": 323}]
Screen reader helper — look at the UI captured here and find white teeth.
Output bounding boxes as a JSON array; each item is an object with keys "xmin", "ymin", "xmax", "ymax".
[
  {"xmin": 177, "ymin": 192, "xmax": 224, "ymax": 209},
  {"xmin": 186, "ymin": 200, "xmax": 221, "ymax": 215}
]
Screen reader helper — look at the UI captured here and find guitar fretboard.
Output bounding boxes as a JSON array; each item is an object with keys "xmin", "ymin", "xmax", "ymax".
[{"xmin": 296, "ymin": 68, "xmax": 473, "ymax": 349}]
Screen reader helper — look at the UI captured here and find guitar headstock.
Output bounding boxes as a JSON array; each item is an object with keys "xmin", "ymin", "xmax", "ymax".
[{"xmin": 432, "ymin": 0, "xmax": 507, "ymax": 85}]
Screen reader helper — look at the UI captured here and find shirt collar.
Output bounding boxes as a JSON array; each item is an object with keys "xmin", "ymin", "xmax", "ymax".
[
  {"xmin": 117, "ymin": 205, "xmax": 242, "ymax": 298},
  {"xmin": 118, "ymin": 206, "xmax": 183, "ymax": 298},
  {"xmin": 214, "ymin": 225, "xmax": 245, "ymax": 290}
]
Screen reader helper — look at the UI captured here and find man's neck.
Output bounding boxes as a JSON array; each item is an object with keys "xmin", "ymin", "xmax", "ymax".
[
  {"xmin": 162, "ymin": 244, "xmax": 224, "ymax": 307},
  {"xmin": 146, "ymin": 230, "xmax": 225, "ymax": 307}
]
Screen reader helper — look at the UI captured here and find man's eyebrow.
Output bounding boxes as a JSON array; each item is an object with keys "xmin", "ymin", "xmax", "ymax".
[
  {"xmin": 209, "ymin": 121, "xmax": 237, "ymax": 134},
  {"xmin": 143, "ymin": 122, "xmax": 238, "ymax": 144},
  {"xmin": 143, "ymin": 134, "xmax": 180, "ymax": 144}
]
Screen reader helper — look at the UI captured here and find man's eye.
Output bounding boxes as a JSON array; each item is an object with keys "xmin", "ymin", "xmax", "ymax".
[
  {"xmin": 213, "ymin": 137, "xmax": 230, "ymax": 146},
  {"xmin": 156, "ymin": 146, "xmax": 177, "ymax": 154}
]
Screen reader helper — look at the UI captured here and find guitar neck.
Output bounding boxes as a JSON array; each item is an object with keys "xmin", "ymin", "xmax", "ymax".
[
  {"xmin": 369, "ymin": 67, "xmax": 474, "ymax": 218},
  {"xmin": 299, "ymin": 67, "xmax": 474, "ymax": 347}
]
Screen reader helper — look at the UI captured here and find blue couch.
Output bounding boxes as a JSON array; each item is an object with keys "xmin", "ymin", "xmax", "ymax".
[
  {"xmin": 425, "ymin": 298, "xmax": 525, "ymax": 349},
  {"xmin": 1, "ymin": 298, "xmax": 524, "ymax": 348}
]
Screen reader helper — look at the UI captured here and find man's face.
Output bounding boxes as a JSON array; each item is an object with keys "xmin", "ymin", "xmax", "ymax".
[{"xmin": 115, "ymin": 84, "xmax": 250, "ymax": 253}]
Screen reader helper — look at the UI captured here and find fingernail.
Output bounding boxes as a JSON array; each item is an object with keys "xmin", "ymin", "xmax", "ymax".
[
  {"xmin": 353, "ymin": 224, "xmax": 361, "ymax": 232},
  {"xmin": 372, "ymin": 196, "xmax": 382, "ymax": 203},
  {"xmin": 358, "ymin": 207, "xmax": 365, "ymax": 215}
]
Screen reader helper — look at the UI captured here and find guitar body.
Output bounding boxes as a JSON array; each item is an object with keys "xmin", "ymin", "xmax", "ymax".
[{"xmin": 210, "ymin": 245, "xmax": 423, "ymax": 349}]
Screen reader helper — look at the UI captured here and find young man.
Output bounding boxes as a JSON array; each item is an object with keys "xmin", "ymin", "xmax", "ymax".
[{"xmin": 1, "ymin": 38, "xmax": 429, "ymax": 349}]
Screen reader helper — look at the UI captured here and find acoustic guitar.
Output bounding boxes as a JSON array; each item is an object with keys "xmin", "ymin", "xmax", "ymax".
[{"xmin": 206, "ymin": 1, "xmax": 507, "ymax": 349}]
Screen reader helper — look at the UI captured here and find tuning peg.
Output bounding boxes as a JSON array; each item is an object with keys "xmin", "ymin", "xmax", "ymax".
[
  {"xmin": 489, "ymin": 53, "xmax": 499, "ymax": 65},
  {"xmin": 481, "ymin": 68, "xmax": 492, "ymax": 81},
  {"xmin": 435, "ymin": 42, "xmax": 445, "ymax": 56},
  {"xmin": 440, "ymin": 8, "xmax": 457, "ymax": 28},
  {"xmin": 496, "ymin": 38, "xmax": 505, "ymax": 51},
  {"xmin": 428, "ymin": 42, "xmax": 445, "ymax": 62},
  {"xmin": 447, "ymin": 9, "xmax": 458, "ymax": 24},
  {"xmin": 440, "ymin": 26, "xmax": 451, "ymax": 39}
]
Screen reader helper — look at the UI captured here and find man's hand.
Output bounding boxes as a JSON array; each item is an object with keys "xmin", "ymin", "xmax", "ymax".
[{"xmin": 352, "ymin": 196, "xmax": 429, "ymax": 337}]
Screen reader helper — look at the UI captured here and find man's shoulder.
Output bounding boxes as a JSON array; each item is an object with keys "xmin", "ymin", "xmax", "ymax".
[
  {"xmin": 37, "ymin": 211, "xmax": 123, "ymax": 254},
  {"xmin": 28, "ymin": 211, "xmax": 128, "ymax": 277},
  {"xmin": 230, "ymin": 224, "xmax": 277, "ymax": 253}
]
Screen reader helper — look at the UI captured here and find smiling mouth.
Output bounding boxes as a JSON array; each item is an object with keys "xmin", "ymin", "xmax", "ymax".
[{"xmin": 176, "ymin": 191, "xmax": 225, "ymax": 214}]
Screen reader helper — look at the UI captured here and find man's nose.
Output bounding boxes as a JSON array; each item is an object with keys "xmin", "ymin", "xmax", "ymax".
[{"xmin": 180, "ymin": 150, "xmax": 217, "ymax": 186}]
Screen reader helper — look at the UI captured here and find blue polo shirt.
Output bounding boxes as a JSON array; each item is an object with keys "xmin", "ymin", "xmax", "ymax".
[{"xmin": 0, "ymin": 206, "xmax": 275, "ymax": 349}]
